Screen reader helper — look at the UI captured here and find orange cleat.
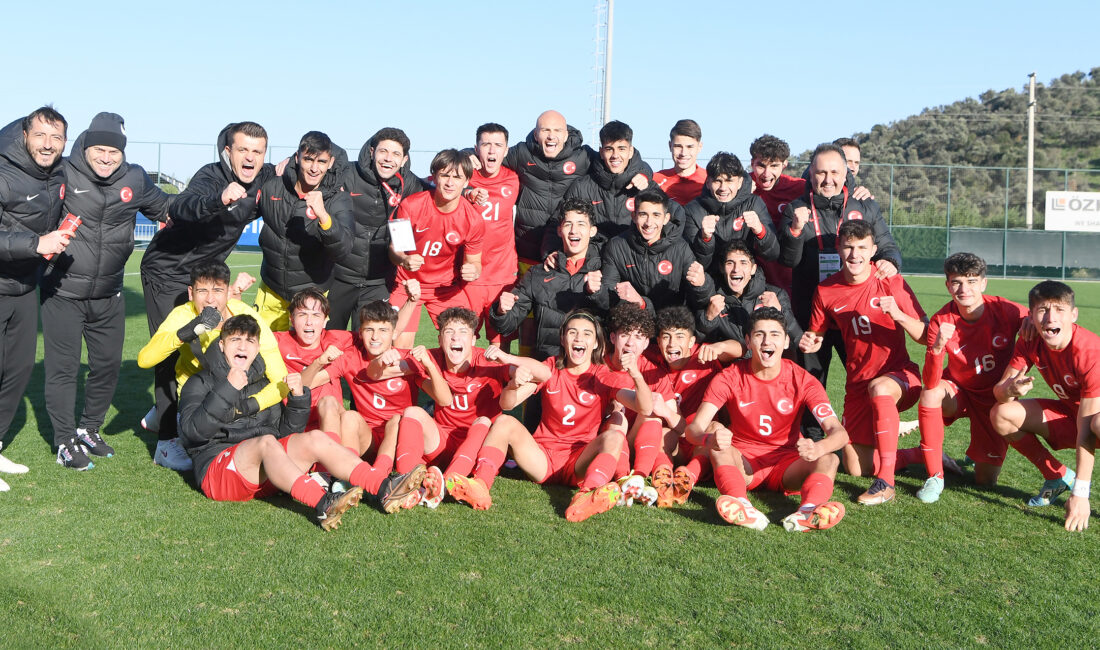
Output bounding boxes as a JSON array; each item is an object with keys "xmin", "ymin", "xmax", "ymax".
[
  {"xmin": 651, "ymin": 464, "xmax": 675, "ymax": 508},
  {"xmin": 565, "ymin": 482, "xmax": 622, "ymax": 522},
  {"xmin": 446, "ymin": 474, "xmax": 492, "ymax": 510},
  {"xmin": 716, "ymin": 495, "xmax": 769, "ymax": 530},
  {"xmin": 671, "ymin": 466, "xmax": 696, "ymax": 505},
  {"xmin": 782, "ymin": 502, "xmax": 846, "ymax": 532}
]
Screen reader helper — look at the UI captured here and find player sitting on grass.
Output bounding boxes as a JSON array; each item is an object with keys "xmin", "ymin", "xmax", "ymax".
[
  {"xmin": 686, "ymin": 308, "xmax": 849, "ymax": 531},
  {"xmin": 447, "ymin": 310, "xmax": 653, "ymax": 522},
  {"xmin": 916, "ymin": 253, "xmax": 1025, "ymax": 502},
  {"xmin": 992, "ymin": 280, "xmax": 1100, "ymax": 509},
  {"xmin": 799, "ymin": 220, "xmax": 927, "ymax": 505},
  {"xmin": 178, "ymin": 315, "xmax": 426, "ymax": 528}
]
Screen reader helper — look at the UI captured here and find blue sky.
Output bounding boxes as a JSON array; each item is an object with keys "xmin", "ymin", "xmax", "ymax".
[{"xmin": 3, "ymin": 0, "xmax": 1095, "ymax": 178}]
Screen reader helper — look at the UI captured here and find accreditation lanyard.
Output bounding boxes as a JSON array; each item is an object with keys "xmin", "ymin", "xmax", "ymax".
[{"xmin": 808, "ymin": 186, "xmax": 849, "ymax": 249}]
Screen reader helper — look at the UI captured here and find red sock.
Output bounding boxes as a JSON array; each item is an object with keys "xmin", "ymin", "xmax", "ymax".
[
  {"xmin": 350, "ymin": 461, "xmax": 384, "ymax": 493},
  {"xmin": 800, "ymin": 472, "xmax": 834, "ymax": 510},
  {"xmin": 685, "ymin": 453, "xmax": 711, "ymax": 483},
  {"xmin": 1009, "ymin": 435, "xmax": 1066, "ymax": 480},
  {"xmin": 290, "ymin": 474, "xmax": 327, "ymax": 508},
  {"xmin": 632, "ymin": 421, "xmax": 663, "ymax": 476},
  {"xmin": 653, "ymin": 451, "xmax": 673, "ymax": 473},
  {"xmin": 473, "ymin": 446, "xmax": 506, "ymax": 488},
  {"xmin": 395, "ymin": 419, "xmax": 425, "ymax": 473},
  {"xmin": 872, "ymin": 394, "xmax": 900, "ymax": 484},
  {"xmin": 896, "ymin": 447, "xmax": 923, "ymax": 469},
  {"xmin": 614, "ymin": 439, "xmax": 630, "ymax": 479},
  {"xmin": 372, "ymin": 453, "xmax": 394, "ymax": 474},
  {"xmin": 445, "ymin": 421, "xmax": 490, "ymax": 477},
  {"xmin": 713, "ymin": 464, "xmax": 747, "ymax": 498},
  {"xmin": 917, "ymin": 405, "xmax": 945, "ymax": 477},
  {"xmin": 580, "ymin": 452, "xmax": 618, "ymax": 490}
]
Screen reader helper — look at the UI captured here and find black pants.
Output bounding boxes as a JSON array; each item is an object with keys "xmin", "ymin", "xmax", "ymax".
[
  {"xmin": 0, "ymin": 291, "xmax": 38, "ymax": 445},
  {"xmin": 141, "ymin": 272, "xmax": 190, "ymax": 440},
  {"xmin": 328, "ymin": 278, "xmax": 390, "ymax": 331},
  {"xmin": 798, "ymin": 329, "xmax": 847, "ymax": 441},
  {"xmin": 41, "ymin": 293, "xmax": 126, "ymax": 446}
]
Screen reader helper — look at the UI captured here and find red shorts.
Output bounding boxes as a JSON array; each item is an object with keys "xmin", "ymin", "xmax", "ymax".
[
  {"xmin": 744, "ymin": 447, "xmax": 802, "ymax": 495},
  {"xmin": 201, "ymin": 435, "xmax": 294, "ymax": 502},
  {"xmin": 424, "ymin": 425, "xmax": 464, "ymax": 467},
  {"xmin": 1031, "ymin": 398, "xmax": 1080, "ymax": 451},
  {"xmin": 535, "ymin": 436, "xmax": 587, "ymax": 486},
  {"xmin": 842, "ymin": 368, "xmax": 922, "ymax": 447},
  {"xmin": 941, "ymin": 382, "xmax": 1009, "ymax": 466},
  {"xmin": 464, "ymin": 282, "xmax": 513, "ymax": 326},
  {"xmin": 389, "ymin": 283, "xmax": 470, "ymax": 335}
]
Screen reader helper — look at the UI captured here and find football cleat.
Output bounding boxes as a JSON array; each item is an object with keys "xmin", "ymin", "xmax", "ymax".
[
  {"xmin": 565, "ymin": 482, "xmax": 622, "ymax": 522},
  {"xmin": 898, "ymin": 420, "xmax": 920, "ymax": 436},
  {"xmin": 782, "ymin": 502, "xmax": 846, "ymax": 532},
  {"xmin": 857, "ymin": 478, "xmax": 896, "ymax": 505},
  {"xmin": 372, "ymin": 464, "xmax": 427, "ymax": 514},
  {"xmin": 617, "ymin": 474, "xmax": 646, "ymax": 502},
  {"xmin": 917, "ymin": 475, "xmax": 945, "ymax": 504},
  {"xmin": 670, "ymin": 466, "xmax": 696, "ymax": 505},
  {"xmin": 637, "ymin": 485, "xmax": 659, "ymax": 507},
  {"xmin": 716, "ymin": 495, "xmax": 769, "ymax": 530},
  {"xmin": 446, "ymin": 474, "xmax": 492, "ymax": 511},
  {"xmin": 1027, "ymin": 468, "xmax": 1075, "ymax": 507},
  {"xmin": 419, "ymin": 466, "xmax": 445, "ymax": 509},
  {"xmin": 315, "ymin": 486, "xmax": 363, "ymax": 531},
  {"xmin": 942, "ymin": 453, "xmax": 963, "ymax": 476},
  {"xmin": 651, "ymin": 464, "xmax": 675, "ymax": 507}
]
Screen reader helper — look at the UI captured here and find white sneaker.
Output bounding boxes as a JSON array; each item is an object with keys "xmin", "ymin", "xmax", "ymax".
[
  {"xmin": 898, "ymin": 420, "xmax": 920, "ymax": 436},
  {"xmin": 154, "ymin": 438, "xmax": 192, "ymax": 471},
  {"xmin": 0, "ymin": 476, "xmax": 9, "ymax": 491},
  {"xmin": 141, "ymin": 405, "xmax": 159, "ymax": 432},
  {"xmin": 0, "ymin": 451, "xmax": 29, "ymax": 474}
]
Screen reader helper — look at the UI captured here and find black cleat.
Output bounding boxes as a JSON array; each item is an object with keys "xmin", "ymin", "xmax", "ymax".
[
  {"xmin": 315, "ymin": 486, "xmax": 363, "ymax": 531},
  {"xmin": 371, "ymin": 464, "xmax": 427, "ymax": 514}
]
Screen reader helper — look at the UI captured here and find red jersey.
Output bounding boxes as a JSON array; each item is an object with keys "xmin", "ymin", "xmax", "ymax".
[
  {"xmin": 643, "ymin": 346, "xmax": 723, "ymax": 416},
  {"xmin": 703, "ymin": 358, "xmax": 835, "ymax": 458},
  {"xmin": 924, "ymin": 296, "xmax": 1027, "ymax": 393},
  {"xmin": 467, "ymin": 167, "xmax": 519, "ymax": 286},
  {"xmin": 534, "ymin": 358, "xmax": 619, "ymax": 451},
  {"xmin": 1008, "ymin": 324, "xmax": 1100, "ymax": 407},
  {"xmin": 654, "ymin": 167, "xmax": 707, "ymax": 206},
  {"xmin": 325, "ymin": 347, "xmax": 424, "ymax": 428},
  {"xmin": 809, "ymin": 269, "xmax": 925, "ymax": 385},
  {"xmin": 751, "ymin": 173, "xmax": 806, "ymax": 228},
  {"xmin": 275, "ymin": 329, "xmax": 354, "ymax": 404},
  {"xmin": 393, "ymin": 190, "xmax": 485, "ymax": 288},
  {"xmin": 418, "ymin": 347, "xmax": 511, "ymax": 431}
]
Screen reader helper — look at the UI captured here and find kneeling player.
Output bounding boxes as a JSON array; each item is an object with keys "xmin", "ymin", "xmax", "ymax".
[
  {"xmin": 448, "ymin": 310, "xmax": 653, "ymax": 521},
  {"xmin": 688, "ymin": 308, "xmax": 849, "ymax": 531},
  {"xmin": 179, "ymin": 315, "xmax": 426, "ymax": 528}
]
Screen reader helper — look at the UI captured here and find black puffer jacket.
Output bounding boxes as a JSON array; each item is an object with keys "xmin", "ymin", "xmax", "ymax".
[
  {"xmin": 488, "ymin": 243, "xmax": 611, "ymax": 360},
  {"xmin": 258, "ymin": 157, "xmax": 353, "ymax": 299},
  {"xmin": 683, "ymin": 172, "xmax": 778, "ymax": 272},
  {"xmin": 601, "ymin": 228, "xmax": 712, "ymax": 315},
  {"xmin": 42, "ymin": 130, "xmax": 170, "ymax": 299},
  {"xmin": 696, "ymin": 267, "xmax": 802, "ymax": 345},
  {"xmin": 506, "ymin": 125, "xmax": 592, "ymax": 262},
  {"xmin": 0, "ymin": 118, "xmax": 65, "ymax": 296},
  {"xmin": 335, "ymin": 140, "xmax": 426, "ymax": 286},
  {"xmin": 179, "ymin": 343, "xmax": 310, "ymax": 487},
  {"xmin": 140, "ymin": 123, "xmax": 275, "ymax": 282}
]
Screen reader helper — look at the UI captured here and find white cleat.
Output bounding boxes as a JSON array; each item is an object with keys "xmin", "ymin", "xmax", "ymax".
[{"xmin": 898, "ymin": 420, "xmax": 920, "ymax": 436}]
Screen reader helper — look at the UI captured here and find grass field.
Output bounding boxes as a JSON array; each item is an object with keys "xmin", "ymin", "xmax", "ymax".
[{"xmin": 3, "ymin": 250, "xmax": 1100, "ymax": 647}]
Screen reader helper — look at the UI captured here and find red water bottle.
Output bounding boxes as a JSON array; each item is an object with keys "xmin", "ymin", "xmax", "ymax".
[{"xmin": 45, "ymin": 213, "xmax": 81, "ymax": 261}]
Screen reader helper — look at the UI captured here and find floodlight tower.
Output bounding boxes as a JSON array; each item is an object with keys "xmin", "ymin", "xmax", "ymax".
[{"xmin": 592, "ymin": 0, "xmax": 614, "ymax": 142}]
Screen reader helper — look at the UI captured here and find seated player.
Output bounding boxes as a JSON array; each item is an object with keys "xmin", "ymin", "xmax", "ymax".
[
  {"xmin": 992, "ymin": 280, "xmax": 1100, "ymax": 508},
  {"xmin": 799, "ymin": 220, "xmax": 927, "ymax": 505},
  {"xmin": 136, "ymin": 261, "xmax": 288, "ymax": 472},
  {"xmin": 447, "ymin": 310, "xmax": 653, "ymax": 522},
  {"xmin": 652, "ymin": 119, "xmax": 706, "ymax": 206},
  {"xmin": 687, "ymin": 308, "xmax": 849, "ymax": 531},
  {"xmin": 916, "ymin": 253, "xmax": 1025, "ymax": 502},
  {"xmin": 275, "ymin": 288, "xmax": 354, "ymax": 428},
  {"xmin": 178, "ymin": 315, "xmax": 427, "ymax": 528},
  {"xmin": 490, "ymin": 199, "xmax": 611, "ymax": 360}
]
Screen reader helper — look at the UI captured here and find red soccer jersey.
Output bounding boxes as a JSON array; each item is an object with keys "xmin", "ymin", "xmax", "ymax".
[
  {"xmin": 809, "ymin": 269, "xmax": 926, "ymax": 385},
  {"xmin": 643, "ymin": 346, "xmax": 723, "ymax": 416},
  {"xmin": 654, "ymin": 167, "xmax": 707, "ymax": 206},
  {"xmin": 601, "ymin": 353, "xmax": 658, "ymax": 393},
  {"xmin": 393, "ymin": 190, "xmax": 486, "ymax": 288},
  {"xmin": 534, "ymin": 358, "xmax": 619, "ymax": 451},
  {"xmin": 752, "ymin": 173, "xmax": 806, "ymax": 228},
  {"xmin": 325, "ymin": 347, "xmax": 424, "ymax": 428},
  {"xmin": 703, "ymin": 358, "xmax": 836, "ymax": 458},
  {"xmin": 925, "ymin": 296, "xmax": 1027, "ymax": 393},
  {"xmin": 1008, "ymin": 324, "xmax": 1100, "ymax": 407},
  {"xmin": 275, "ymin": 329, "xmax": 354, "ymax": 404},
  {"xmin": 468, "ymin": 167, "xmax": 519, "ymax": 286},
  {"xmin": 418, "ymin": 347, "xmax": 511, "ymax": 431}
]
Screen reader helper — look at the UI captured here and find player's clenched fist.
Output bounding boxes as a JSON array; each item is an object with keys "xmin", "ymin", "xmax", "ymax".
[
  {"xmin": 933, "ymin": 322, "xmax": 956, "ymax": 354},
  {"xmin": 320, "ymin": 345, "xmax": 343, "ymax": 365},
  {"xmin": 584, "ymin": 270, "xmax": 602, "ymax": 294},
  {"xmin": 790, "ymin": 206, "xmax": 811, "ymax": 233},
  {"xmin": 686, "ymin": 262, "xmax": 706, "ymax": 287},
  {"xmin": 800, "ymin": 331, "xmax": 824, "ymax": 353},
  {"xmin": 284, "ymin": 372, "xmax": 304, "ymax": 396},
  {"xmin": 221, "ymin": 182, "xmax": 247, "ymax": 205},
  {"xmin": 403, "ymin": 278, "xmax": 421, "ymax": 303}
]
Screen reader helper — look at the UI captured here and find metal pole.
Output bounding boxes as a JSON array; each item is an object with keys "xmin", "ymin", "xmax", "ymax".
[
  {"xmin": 156, "ymin": 143, "xmax": 162, "ymax": 185},
  {"xmin": 945, "ymin": 166, "xmax": 952, "ymax": 256},
  {"xmin": 888, "ymin": 164, "xmax": 894, "ymax": 226},
  {"xmin": 1062, "ymin": 231, "xmax": 1067, "ymax": 281},
  {"xmin": 1003, "ymin": 168, "xmax": 1009, "ymax": 278},
  {"xmin": 1026, "ymin": 72, "xmax": 1036, "ymax": 229},
  {"xmin": 602, "ymin": 0, "xmax": 613, "ymax": 125}
]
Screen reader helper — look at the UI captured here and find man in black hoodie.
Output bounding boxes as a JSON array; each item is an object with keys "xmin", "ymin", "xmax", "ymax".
[
  {"xmin": 254, "ymin": 131, "xmax": 353, "ymax": 331},
  {"xmin": 330, "ymin": 127, "xmax": 426, "ymax": 330},
  {"xmin": 139, "ymin": 121, "xmax": 274, "ymax": 456},
  {"xmin": 42, "ymin": 113, "xmax": 171, "ymax": 470},
  {"xmin": 0, "ymin": 106, "xmax": 70, "ymax": 488}
]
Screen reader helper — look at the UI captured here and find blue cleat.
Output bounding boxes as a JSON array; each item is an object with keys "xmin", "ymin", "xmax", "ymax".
[{"xmin": 1027, "ymin": 468, "xmax": 1075, "ymax": 507}]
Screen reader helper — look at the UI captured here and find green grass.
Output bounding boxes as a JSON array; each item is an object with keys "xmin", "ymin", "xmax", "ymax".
[{"xmin": 3, "ymin": 250, "xmax": 1100, "ymax": 647}]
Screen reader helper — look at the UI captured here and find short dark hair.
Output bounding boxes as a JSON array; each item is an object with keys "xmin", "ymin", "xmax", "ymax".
[
  {"xmin": 609, "ymin": 302, "xmax": 656, "ymax": 339},
  {"xmin": 438, "ymin": 307, "xmax": 478, "ymax": 332},
  {"xmin": 227, "ymin": 121, "xmax": 267, "ymax": 145},
  {"xmin": 833, "ymin": 137, "xmax": 860, "ymax": 151},
  {"xmin": 633, "ymin": 187, "xmax": 669, "ymax": 213},
  {"xmin": 669, "ymin": 119, "xmax": 701, "ymax": 141},
  {"xmin": 705, "ymin": 152, "xmax": 744, "ymax": 180},
  {"xmin": 359, "ymin": 300, "xmax": 398, "ymax": 327},
  {"xmin": 559, "ymin": 197, "xmax": 594, "ymax": 224},
  {"xmin": 430, "ymin": 148, "xmax": 473, "ymax": 180},
  {"xmin": 748, "ymin": 306, "xmax": 786, "ymax": 333},
  {"xmin": 298, "ymin": 131, "xmax": 333, "ymax": 156},
  {"xmin": 371, "ymin": 127, "xmax": 410, "ymax": 156},
  {"xmin": 22, "ymin": 105, "xmax": 67, "ymax": 136},
  {"xmin": 656, "ymin": 305, "xmax": 695, "ymax": 337},
  {"xmin": 558, "ymin": 310, "xmax": 606, "ymax": 368},
  {"xmin": 812, "ymin": 143, "xmax": 847, "ymax": 166},
  {"xmin": 724, "ymin": 239, "xmax": 755, "ymax": 261},
  {"xmin": 599, "ymin": 120, "xmax": 633, "ymax": 146},
  {"xmin": 476, "ymin": 122, "xmax": 509, "ymax": 144},
  {"xmin": 221, "ymin": 314, "xmax": 261, "ymax": 339},
  {"xmin": 943, "ymin": 252, "xmax": 986, "ymax": 279},
  {"xmin": 190, "ymin": 260, "xmax": 231, "ymax": 287},
  {"xmin": 837, "ymin": 220, "xmax": 874, "ymax": 243},
  {"xmin": 1028, "ymin": 280, "xmax": 1075, "ymax": 309},
  {"xmin": 749, "ymin": 134, "xmax": 789, "ymax": 163},
  {"xmin": 289, "ymin": 287, "xmax": 329, "ymax": 316}
]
